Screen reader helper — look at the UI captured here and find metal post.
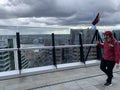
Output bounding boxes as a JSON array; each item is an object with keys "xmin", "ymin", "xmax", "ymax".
[
  {"xmin": 79, "ymin": 32, "xmax": 85, "ymax": 63},
  {"xmin": 96, "ymin": 30, "xmax": 103, "ymax": 43},
  {"xmin": 16, "ymin": 32, "xmax": 22, "ymax": 74},
  {"xmin": 96, "ymin": 30, "xmax": 102, "ymax": 60},
  {"xmin": 62, "ymin": 47, "xmax": 65, "ymax": 63},
  {"xmin": 85, "ymin": 30, "xmax": 97, "ymax": 61},
  {"xmin": 52, "ymin": 33, "xmax": 57, "ymax": 68},
  {"xmin": 113, "ymin": 32, "xmax": 117, "ymax": 39}
]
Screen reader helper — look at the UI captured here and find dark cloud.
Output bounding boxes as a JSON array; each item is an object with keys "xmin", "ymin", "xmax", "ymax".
[{"xmin": 0, "ymin": 0, "xmax": 120, "ymax": 26}]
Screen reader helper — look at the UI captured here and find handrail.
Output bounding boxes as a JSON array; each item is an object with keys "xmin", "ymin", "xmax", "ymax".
[
  {"xmin": 0, "ymin": 48, "xmax": 18, "ymax": 52},
  {"xmin": 20, "ymin": 46, "xmax": 53, "ymax": 50},
  {"xmin": 0, "ymin": 44, "xmax": 97, "ymax": 51},
  {"xmin": 0, "ymin": 43, "xmax": 99, "ymax": 79}
]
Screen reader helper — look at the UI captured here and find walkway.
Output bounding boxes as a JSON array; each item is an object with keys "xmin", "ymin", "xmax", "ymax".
[
  {"xmin": 32, "ymin": 71, "xmax": 120, "ymax": 90},
  {"xmin": 0, "ymin": 64, "xmax": 120, "ymax": 90}
]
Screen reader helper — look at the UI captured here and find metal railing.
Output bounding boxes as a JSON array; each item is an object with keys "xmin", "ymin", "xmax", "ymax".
[{"xmin": 0, "ymin": 30, "xmax": 102, "ymax": 79}]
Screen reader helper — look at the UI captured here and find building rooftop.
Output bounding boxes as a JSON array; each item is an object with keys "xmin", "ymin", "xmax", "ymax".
[
  {"xmin": 0, "ymin": 64, "xmax": 120, "ymax": 90},
  {"xmin": 0, "ymin": 29, "xmax": 120, "ymax": 90}
]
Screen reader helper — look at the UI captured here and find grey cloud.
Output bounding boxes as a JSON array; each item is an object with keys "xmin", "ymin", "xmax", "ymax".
[{"xmin": 0, "ymin": 0, "xmax": 120, "ymax": 26}]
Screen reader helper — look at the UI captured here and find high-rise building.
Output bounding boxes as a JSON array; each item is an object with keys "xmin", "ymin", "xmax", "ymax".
[
  {"xmin": 70, "ymin": 29, "xmax": 97, "ymax": 60},
  {"xmin": 21, "ymin": 52, "xmax": 29, "ymax": 69},
  {"xmin": 0, "ymin": 40, "xmax": 11, "ymax": 71},
  {"xmin": 0, "ymin": 36, "xmax": 29, "ymax": 71}
]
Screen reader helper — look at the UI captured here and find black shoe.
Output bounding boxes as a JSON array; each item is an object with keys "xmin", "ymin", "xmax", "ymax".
[{"xmin": 104, "ymin": 82, "xmax": 112, "ymax": 86}]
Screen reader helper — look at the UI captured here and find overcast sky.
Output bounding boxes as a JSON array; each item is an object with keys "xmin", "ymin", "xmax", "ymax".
[{"xmin": 0, "ymin": 0, "xmax": 120, "ymax": 28}]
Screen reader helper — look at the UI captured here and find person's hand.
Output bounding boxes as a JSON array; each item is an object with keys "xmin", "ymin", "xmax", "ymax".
[{"xmin": 116, "ymin": 64, "xmax": 120, "ymax": 69}]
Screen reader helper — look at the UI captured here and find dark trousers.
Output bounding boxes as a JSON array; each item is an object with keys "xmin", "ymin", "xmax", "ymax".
[{"xmin": 100, "ymin": 58, "xmax": 115, "ymax": 83}]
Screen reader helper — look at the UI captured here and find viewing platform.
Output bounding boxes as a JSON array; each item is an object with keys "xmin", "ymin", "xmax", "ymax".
[
  {"xmin": 0, "ymin": 61, "xmax": 120, "ymax": 90},
  {"xmin": 0, "ymin": 29, "xmax": 120, "ymax": 90}
]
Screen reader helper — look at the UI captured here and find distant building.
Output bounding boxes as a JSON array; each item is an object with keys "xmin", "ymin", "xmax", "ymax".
[
  {"xmin": 0, "ymin": 37, "xmax": 29, "ymax": 71},
  {"xmin": 21, "ymin": 52, "xmax": 29, "ymax": 69},
  {"xmin": 70, "ymin": 29, "xmax": 97, "ymax": 60},
  {"xmin": 113, "ymin": 30, "xmax": 120, "ymax": 41},
  {"xmin": 0, "ymin": 41, "xmax": 11, "ymax": 71},
  {"xmin": 44, "ymin": 34, "xmax": 73, "ymax": 64}
]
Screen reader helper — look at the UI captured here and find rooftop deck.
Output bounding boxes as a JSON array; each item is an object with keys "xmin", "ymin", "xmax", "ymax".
[{"xmin": 0, "ymin": 63, "xmax": 120, "ymax": 90}]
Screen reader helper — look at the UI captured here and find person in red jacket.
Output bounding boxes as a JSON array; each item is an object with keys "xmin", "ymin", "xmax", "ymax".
[{"xmin": 97, "ymin": 30, "xmax": 120, "ymax": 86}]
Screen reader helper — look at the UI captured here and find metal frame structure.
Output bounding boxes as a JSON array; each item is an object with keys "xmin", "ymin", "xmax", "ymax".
[{"xmin": 0, "ymin": 30, "xmax": 102, "ymax": 80}]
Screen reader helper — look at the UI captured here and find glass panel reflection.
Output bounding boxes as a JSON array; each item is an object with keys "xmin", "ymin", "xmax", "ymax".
[
  {"xmin": 21, "ymin": 49, "xmax": 53, "ymax": 69},
  {"xmin": 55, "ymin": 47, "xmax": 80, "ymax": 64},
  {"xmin": 0, "ymin": 51, "xmax": 15, "ymax": 72}
]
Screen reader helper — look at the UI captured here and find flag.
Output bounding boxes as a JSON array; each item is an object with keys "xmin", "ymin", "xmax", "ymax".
[{"xmin": 92, "ymin": 13, "xmax": 100, "ymax": 25}]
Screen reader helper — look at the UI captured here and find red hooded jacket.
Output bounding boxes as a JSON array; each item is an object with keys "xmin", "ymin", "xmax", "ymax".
[{"xmin": 98, "ymin": 38, "xmax": 120, "ymax": 64}]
